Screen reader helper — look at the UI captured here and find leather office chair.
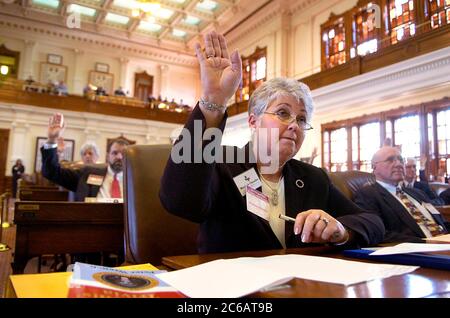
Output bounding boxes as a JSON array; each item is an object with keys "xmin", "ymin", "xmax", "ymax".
[
  {"xmin": 328, "ymin": 170, "xmax": 375, "ymax": 201},
  {"xmin": 123, "ymin": 144, "xmax": 198, "ymax": 266}
]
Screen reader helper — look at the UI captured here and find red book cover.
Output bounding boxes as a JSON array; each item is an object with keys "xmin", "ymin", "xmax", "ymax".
[{"xmin": 68, "ymin": 284, "xmax": 185, "ymax": 298}]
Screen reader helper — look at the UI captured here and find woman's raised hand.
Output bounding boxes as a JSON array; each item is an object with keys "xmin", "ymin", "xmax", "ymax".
[{"xmin": 194, "ymin": 31, "xmax": 242, "ymax": 108}]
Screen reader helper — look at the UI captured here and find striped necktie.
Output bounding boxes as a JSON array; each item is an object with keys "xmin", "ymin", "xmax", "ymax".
[{"xmin": 396, "ymin": 187, "xmax": 444, "ymax": 236}]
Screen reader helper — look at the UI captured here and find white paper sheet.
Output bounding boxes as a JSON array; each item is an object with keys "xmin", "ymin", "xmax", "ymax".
[
  {"xmin": 424, "ymin": 234, "xmax": 450, "ymax": 243},
  {"xmin": 370, "ymin": 243, "xmax": 450, "ymax": 255},
  {"xmin": 156, "ymin": 254, "xmax": 418, "ymax": 298},
  {"xmin": 157, "ymin": 259, "xmax": 293, "ymax": 298}
]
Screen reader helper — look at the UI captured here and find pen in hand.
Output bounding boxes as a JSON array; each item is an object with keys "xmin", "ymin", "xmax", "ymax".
[
  {"xmin": 279, "ymin": 214, "xmax": 303, "ymax": 238},
  {"xmin": 279, "ymin": 214, "xmax": 296, "ymax": 223}
]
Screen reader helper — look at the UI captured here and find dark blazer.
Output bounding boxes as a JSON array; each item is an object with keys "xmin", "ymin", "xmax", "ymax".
[
  {"xmin": 413, "ymin": 180, "xmax": 445, "ymax": 206},
  {"xmin": 440, "ymin": 188, "xmax": 450, "ymax": 205},
  {"xmin": 160, "ymin": 106, "xmax": 385, "ymax": 254},
  {"xmin": 354, "ymin": 182, "xmax": 448, "ymax": 243},
  {"xmin": 41, "ymin": 147, "xmax": 107, "ymax": 201},
  {"xmin": 12, "ymin": 164, "xmax": 25, "ymax": 180}
]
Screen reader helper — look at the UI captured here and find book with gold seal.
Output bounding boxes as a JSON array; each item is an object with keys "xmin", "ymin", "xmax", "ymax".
[{"xmin": 68, "ymin": 262, "xmax": 185, "ymax": 298}]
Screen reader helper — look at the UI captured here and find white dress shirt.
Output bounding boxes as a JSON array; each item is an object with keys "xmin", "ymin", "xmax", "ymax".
[
  {"xmin": 261, "ymin": 177, "xmax": 286, "ymax": 248},
  {"xmin": 97, "ymin": 166, "xmax": 123, "ymax": 199}
]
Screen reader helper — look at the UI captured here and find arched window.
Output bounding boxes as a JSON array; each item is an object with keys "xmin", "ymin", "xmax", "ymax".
[{"xmin": 235, "ymin": 47, "xmax": 267, "ymax": 104}]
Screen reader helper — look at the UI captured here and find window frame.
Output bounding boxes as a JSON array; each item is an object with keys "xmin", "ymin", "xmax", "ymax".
[
  {"xmin": 321, "ymin": 97, "xmax": 450, "ymax": 179},
  {"xmin": 235, "ymin": 47, "xmax": 267, "ymax": 104},
  {"xmin": 320, "ymin": 0, "xmax": 433, "ymax": 70}
]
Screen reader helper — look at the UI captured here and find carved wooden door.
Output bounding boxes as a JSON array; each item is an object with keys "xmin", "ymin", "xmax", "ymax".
[{"xmin": 134, "ymin": 72, "xmax": 153, "ymax": 102}]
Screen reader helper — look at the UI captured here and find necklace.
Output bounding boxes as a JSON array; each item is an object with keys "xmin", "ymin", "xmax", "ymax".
[{"xmin": 260, "ymin": 174, "xmax": 282, "ymax": 206}]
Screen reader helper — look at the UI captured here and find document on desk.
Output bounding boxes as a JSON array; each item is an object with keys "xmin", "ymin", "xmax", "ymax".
[
  {"xmin": 370, "ymin": 243, "xmax": 450, "ymax": 255},
  {"xmin": 156, "ymin": 254, "xmax": 418, "ymax": 298}
]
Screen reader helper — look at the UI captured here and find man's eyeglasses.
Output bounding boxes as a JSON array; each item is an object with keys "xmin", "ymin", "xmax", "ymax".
[
  {"xmin": 374, "ymin": 155, "xmax": 404, "ymax": 165},
  {"xmin": 264, "ymin": 110, "xmax": 313, "ymax": 131}
]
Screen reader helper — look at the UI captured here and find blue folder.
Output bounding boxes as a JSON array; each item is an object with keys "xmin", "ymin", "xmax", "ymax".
[{"xmin": 343, "ymin": 249, "xmax": 450, "ymax": 271}]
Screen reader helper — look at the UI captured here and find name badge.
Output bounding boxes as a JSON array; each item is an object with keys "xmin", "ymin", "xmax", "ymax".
[
  {"xmin": 233, "ymin": 168, "xmax": 262, "ymax": 196},
  {"xmin": 246, "ymin": 186, "xmax": 269, "ymax": 221},
  {"xmin": 422, "ymin": 202, "xmax": 441, "ymax": 215},
  {"xmin": 87, "ymin": 174, "xmax": 104, "ymax": 186}
]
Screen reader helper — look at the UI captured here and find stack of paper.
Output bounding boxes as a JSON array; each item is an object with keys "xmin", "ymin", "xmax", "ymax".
[{"xmin": 156, "ymin": 254, "xmax": 418, "ymax": 298}]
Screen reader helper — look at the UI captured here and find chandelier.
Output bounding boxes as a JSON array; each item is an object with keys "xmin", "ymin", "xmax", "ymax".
[{"xmin": 131, "ymin": 1, "xmax": 161, "ymax": 23}]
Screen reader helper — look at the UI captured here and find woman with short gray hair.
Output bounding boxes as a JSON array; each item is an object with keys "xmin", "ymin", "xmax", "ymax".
[
  {"xmin": 160, "ymin": 31, "xmax": 385, "ymax": 253},
  {"xmin": 248, "ymin": 77, "xmax": 314, "ymax": 124},
  {"xmin": 80, "ymin": 142, "xmax": 99, "ymax": 164}
]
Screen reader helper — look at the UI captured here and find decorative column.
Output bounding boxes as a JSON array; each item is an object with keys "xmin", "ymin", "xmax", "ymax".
[
  {"xmin": 145, "ymin": 126, "xmax": 156, "ymax": 145},
  {"xmin": 158, "ymin": 64, "xmax": 169, "ymax": 100},
  {"xmin": 81, "ymin": 118, "xmax": 102, "ymax": 160},
  {"xmin": 21, "ymin": 40, "xmax": 36, "ymax": 80},
  {"xmin": 72, "ymin": 49, "xmax": 84, "ymax": 94},
  {"xmin": 9, "ymin": 121, "xmax": 31, "ymax": 173},
  {"xmin": 119, "ymin": 57, "xmax": 129, "ymax": 94},
  {"xmin": 274, "ymin": 10, "xmax": 291, "ymax": 77}
]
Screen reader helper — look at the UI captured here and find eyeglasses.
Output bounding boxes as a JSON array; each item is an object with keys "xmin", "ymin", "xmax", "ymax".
[
  {"xmin": 374, "ymin": 155, "xmax": 404, "ymax": 165},
  {"xmin": 264, "ymin": 110, "xmax": 313, "ymax": 131}
]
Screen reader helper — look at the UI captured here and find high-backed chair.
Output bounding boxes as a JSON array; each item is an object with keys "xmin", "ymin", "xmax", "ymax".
[
  {"xmin": 123, "ymin": 144, "xmax": 198, "ymax": 266},
  {"xmin": 328, "ymin": 170, "xmax": 375, "ymax": 201}
]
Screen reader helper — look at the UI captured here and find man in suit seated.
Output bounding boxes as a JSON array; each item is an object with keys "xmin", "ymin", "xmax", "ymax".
[
  {"xmin": 354, "ymin": 146, "xmax": 448, "ymax": 243},
  {"xmin": 403, "ymin": 157, "xmax": 444, "ymax": 206},
  {"xmin": 114, "ymin": 86, "xmax": 126, "ymax": 96},
  {"xmin": 439, "ymin": 187, "xmax": 450, "ymax": 205},
  {"xmin": 41, "ymin": 113, "xmax": 129, "ymax": 202},
  {"xmin": 96, "ymin": 86, "xmax": 108, "ymax": 96}
]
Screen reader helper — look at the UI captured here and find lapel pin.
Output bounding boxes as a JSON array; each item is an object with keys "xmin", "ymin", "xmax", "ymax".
[{"xmin": 295, "ymin": 179, "xmax": 304, "ymax": 189}]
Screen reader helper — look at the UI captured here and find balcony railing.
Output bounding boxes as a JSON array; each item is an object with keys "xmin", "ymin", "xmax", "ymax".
[{"xmin": 0, "ymin": 82, "xmax": 190, "ymax": 125}]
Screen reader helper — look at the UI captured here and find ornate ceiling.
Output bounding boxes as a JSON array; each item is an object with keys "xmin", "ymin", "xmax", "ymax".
[{"xmin": 0, "ymin": 0, "xmax": 273, "ymax": 51}]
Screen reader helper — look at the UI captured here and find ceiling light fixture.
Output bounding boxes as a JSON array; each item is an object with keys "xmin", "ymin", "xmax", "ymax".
[
  {"xmin": 0, "ymin": 65, "xmax": 9, "ymax": 76},
  {"xmin": 131, "ymin": 0, "xmax": 161, "ymax": 21}
]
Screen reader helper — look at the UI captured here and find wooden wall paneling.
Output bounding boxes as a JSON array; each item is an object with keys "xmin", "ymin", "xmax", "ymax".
[{"xmin": 0, "ymin": 129, "xmax": 10, "ymax": 195}]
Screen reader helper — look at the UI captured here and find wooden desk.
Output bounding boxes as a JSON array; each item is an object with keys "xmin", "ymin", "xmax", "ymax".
[
  {"xmin": 436, "ymin": 205, "xmax": 450, "ymax": 220},
  {"xmin": 18, "ymin": 189, "xmax": 69, "ymax": 201},
  {"xmin": 19, "ymin": 185, "xmax": 59, "ymax": 190},
  {"xmin": 162, "ymin": 248, "xmax": 450, "ymax": 298},
  {"xmin": 12, "ymin": 202, "xmax": 124, "ymax": 274},
  {"xmin": 5, "ymin": 263, "xmax": 157, "ymax": 298}
]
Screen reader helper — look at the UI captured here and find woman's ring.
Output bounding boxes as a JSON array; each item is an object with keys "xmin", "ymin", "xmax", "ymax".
[
  {"xmin": 206, "ymin": 54, "xmax": 215, "ymax": 58},
  {"xmin": 321, "ymin": 217, "xmax": 329, "ymax": 226}
]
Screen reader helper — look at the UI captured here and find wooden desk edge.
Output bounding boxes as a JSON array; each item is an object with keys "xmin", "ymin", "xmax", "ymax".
[
  {"xmin": 4, "ymin": 279, "xmax": 16, "ymax": 298},
  {"xmin": 161, "ymin": 257, "xmax": 185, "ymax": 270}
]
